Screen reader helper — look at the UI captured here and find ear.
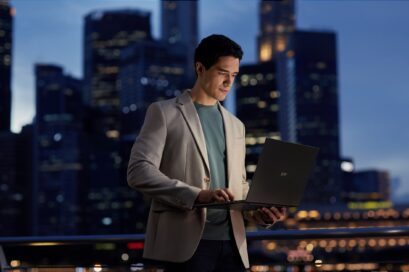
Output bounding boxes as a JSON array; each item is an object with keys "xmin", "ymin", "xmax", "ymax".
[{"xmin": 195, "ymin": 62, "xmax": 205, "ymax": 76}]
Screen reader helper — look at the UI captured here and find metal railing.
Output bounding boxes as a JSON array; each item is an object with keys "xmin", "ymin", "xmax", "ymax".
[{"xmin": 1, "ymin": 226, "xmax": 409, "ymax": 271}]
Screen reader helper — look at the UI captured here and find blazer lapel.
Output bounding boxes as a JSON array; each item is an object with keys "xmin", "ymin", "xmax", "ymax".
[
  {"xmin": 219, "ymin": 104, "xmax": 234, "ymax": 187},
  {"xmin": 176, "ymin": 90, "xmax": 210, "ymax": 174}
]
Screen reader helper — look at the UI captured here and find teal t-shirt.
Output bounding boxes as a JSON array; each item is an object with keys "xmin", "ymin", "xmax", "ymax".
[{"xmin": 194, "ymin": 102, "xmax": 231, "ymax": 240}]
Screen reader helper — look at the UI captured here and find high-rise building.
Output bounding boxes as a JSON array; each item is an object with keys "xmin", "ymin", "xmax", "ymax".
[
  {"xmin": 33, "ymin": 64, "xmax": 84, "ymax": 235},
  {"xmin": 161, "ymin": 0, "xmax": 198, "ymax": 81},
  {"xmin": 83, "ymin": 9, "xmax": 152, "ymax": 133},
  {"xmin": 235, "ymin": 61, "xmax": 281, "ymax": 180},
  {"xmin": 119, "ymin": 39, "xmax": 189, "ymax": 136},
  {"xmin": 257, "ymin": 0, "xmax": 295, "ymax": 62},
  {"xmin": 0, "ymin": 0, "xmax": 14, "ymax": 131},
  {"xmin": 0, "ymin": 130, "xmax": 32, "ymax": 236},
  {"xmin": 278, "ymin": 30, "xmax": 342, "ymax": 205}
]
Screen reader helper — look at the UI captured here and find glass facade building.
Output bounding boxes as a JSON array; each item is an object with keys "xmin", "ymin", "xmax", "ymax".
[
  {"xmin": 161, "ymin": 0, "xmax": 198, "ymax": 82},
  {"xmin": 34, "ymin": 64, "xmax": 84, "ymax": 235},
  {"xmin": 0, "ymin": 0, "xmax": 13, "ymax": 131},
  {"xmin": 278, "ymin": 30, "xmax": 342, "ymax": 205},
  {"xmin": 235, "ymin": 61, "xmax": 281, "ymax": 180},
  {"xmin": 257, "ymin": 0, "xmax": 295, "ymax": 62},
  {"xmin": 83, "ymin": 9, "xmax": 152, "ymax": 133}
]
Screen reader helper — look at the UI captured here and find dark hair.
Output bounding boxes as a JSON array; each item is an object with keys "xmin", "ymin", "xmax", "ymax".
[{"xmin": 194, "ymin": 34, "xmax": 243, "ymax": 71}]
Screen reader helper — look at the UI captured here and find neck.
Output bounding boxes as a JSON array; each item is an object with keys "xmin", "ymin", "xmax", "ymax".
[{"xmin": 190, "ymin": 81, "xmax": 217, "ymax": 106}]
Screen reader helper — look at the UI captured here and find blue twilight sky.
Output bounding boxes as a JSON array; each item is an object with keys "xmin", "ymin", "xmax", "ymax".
[{"xmin": 9, "ymin": 0, "xmax": 409, "ymax": 198}]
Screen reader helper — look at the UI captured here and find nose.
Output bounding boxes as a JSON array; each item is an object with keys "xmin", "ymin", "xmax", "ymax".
[{"xmin": 224, "ymin": 74, "xmax": 234, "ymax": 86}]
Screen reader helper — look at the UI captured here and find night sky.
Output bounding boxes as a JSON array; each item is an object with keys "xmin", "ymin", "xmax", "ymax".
[{"xmin": 9, "ymin": 0, "xmax": 409, "ymax": 199}]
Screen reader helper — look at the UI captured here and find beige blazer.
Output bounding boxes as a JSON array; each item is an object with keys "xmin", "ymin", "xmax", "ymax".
[{"xmin": 127, "ymin": 90, "xmax": 250, "ymax": 268}]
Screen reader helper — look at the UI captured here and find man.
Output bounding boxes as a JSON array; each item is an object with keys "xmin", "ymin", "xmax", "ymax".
[{"xmin": 127, "ymin": 34, "xmax": 286, "ymax": 272}]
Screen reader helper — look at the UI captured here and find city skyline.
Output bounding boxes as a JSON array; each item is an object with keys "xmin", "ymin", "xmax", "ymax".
[{"xmin": 8, "ymin": 0, "xmax": 409, "ymax": 197}]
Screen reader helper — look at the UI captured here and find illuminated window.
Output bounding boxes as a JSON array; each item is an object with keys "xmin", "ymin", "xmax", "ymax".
[
  {"xmin": 270, "ymin": 91, "xmax": 280, "ymax": 99},
  {"xmin": 266, "ymin": 73, "xmax": 274, "ymax": 80},
  {"xmin": 270, "ymin": 105, "xmax": 279, "ymax": 112},
  {"xmin": 265, "ymin": 24, "xmax": 274, "ymax": 33},
  {"xmin": 317, "ymin": 62, "xmax": 327, "ymax": 69},
  {"xmin": 286, "ymin": 50, "xmax": 294, "ymax": 58},
  {"xmin": 257, "ymin": 101, "xmax": 267, "ymax": 108},
  {"xmin": 276, "ymin": 24, "xmax": 285, "ymax": 33},
  {"xmin": 245, "ymin": 137, "xmax": 257, "ymax": 145},
  {"xmin": 276, "ymin": 36, "xmax": 286, "ymax": 52},
  {"xmin": 246, "ymin": 165, "xmax": 257, "ymax": 173},
  {"xmin": 262, "ymin": 3, "xmax": 272, "ymax": 13},
  {"xmin": 260, "ymin": 42, "xmax": 272, "ymax": 62},
  {"xmin": 106, "ymin": 130, "xmax": 119, "ymax": 138}
]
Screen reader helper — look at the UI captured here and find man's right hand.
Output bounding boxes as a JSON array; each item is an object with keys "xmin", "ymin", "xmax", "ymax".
[{"xmin": 195, "ymin": 188, "xmax": 234, "ymax": 204}]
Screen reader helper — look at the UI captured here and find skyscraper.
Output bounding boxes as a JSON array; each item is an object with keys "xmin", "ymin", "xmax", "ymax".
[
  {"xmin": 235, "ymin": 61, "xmax": 281, "ymax": 180},
  {"xmin": 33, "ymin": 64, "xmax": 84, "ymax": 235},
  {"xmin": 0, "ymin": 131, "xmax": 31, "ymax": 236},
  {"xmin": 278, "ymin": 30, "xmax": 342, "ymax": 205},
  {"xmin": 0, "ymin": 0, "xmax": 14, "ymax": 131},
  {"xmin": 119, "ymin": 39, "xmax": 189, "ymax": 136},
  {"xmin": 257, "ymin": 0, "xmax": 295, "ymax": 62},
  {"xmin": 161, "ymin": 0, "xmax": 198, "ymax": 81},
  {"xmin": 83, "ymin": 9, "xmax": 152, "ymax": 133}
]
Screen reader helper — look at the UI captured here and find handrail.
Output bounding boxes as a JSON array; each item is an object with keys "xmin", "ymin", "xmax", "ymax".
[
  {"xmin": 1, "ymin": 227, "xmax": 409, "ymax": 271},
  {"xmin": 1, "ymin": 226, "xmax": 409, "ymax": 245},
  {"xmin": 247, "ymin": 226, "xmax": 409, "ymax": 240}
]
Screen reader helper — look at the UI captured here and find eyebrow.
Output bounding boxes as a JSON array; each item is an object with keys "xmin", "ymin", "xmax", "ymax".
[{"xmin": 217, "ymin": 68, "xmax": 239, "ymax": 75}]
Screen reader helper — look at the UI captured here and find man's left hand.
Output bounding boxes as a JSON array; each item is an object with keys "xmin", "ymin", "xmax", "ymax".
[{"xmin": 244, "ymin": 207, "xmax": 287, "ymax": 229}]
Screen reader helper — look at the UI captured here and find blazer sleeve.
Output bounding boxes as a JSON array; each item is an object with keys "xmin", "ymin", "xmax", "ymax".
[{"xmin": 127, "ymin": 102, "xmax": 201, "ymax": 210}]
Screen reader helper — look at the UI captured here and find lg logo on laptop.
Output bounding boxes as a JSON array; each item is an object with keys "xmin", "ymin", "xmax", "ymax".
[{"xmin": 280, "ymin": 172, "xmax": 288, "ymax": 177}]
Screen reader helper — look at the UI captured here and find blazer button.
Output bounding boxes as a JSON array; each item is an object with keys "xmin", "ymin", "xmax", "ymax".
[{"xmin": 203, "ymin": 177, "xmax": 210, "ymax": 183}]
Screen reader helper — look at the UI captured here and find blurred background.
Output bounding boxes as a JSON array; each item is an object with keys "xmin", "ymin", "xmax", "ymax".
[{"xmin": 1, "ymin": 0, "xmax": 409, "ymax": 271}]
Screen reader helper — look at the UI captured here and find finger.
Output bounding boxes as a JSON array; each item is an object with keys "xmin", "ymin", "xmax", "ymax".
[
  {"xmin": 213, "ymin": 190, "xmax": 228, "ymax": 202},
  {"xmin": 217, "ymin": 189, "xmax": 231, "ymax": 201},
  {"xmin": 223, "ymin": 188, "xmax": 234, "ymax": 201},
  {"xmin": 254, "ymin": 209, "xmax": 267, "ymax": 225},
  {"xmin": 269, "ymin": 207, "xmax": 283, "ymax": 221},
  {"xmin": 273, "ymin": 207, "xmax": 288, "ymax": 221},
  {"xmin": 279, "ymin": 207, "xmax": 288, "ymax": 220},
  {"xmin": 213, "ymin": 192, "xmax": 226, "ymax": 202},
  {"xmin": 262, "ymin": 207, "xmax": 278, "ymax": 222},
  {"xmin": 281, "ymin": 207, "xmax": 288, "ymax": 217}
]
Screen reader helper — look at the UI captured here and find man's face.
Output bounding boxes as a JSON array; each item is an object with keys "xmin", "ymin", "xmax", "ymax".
[{"xmin": 196, "ymin": 56, "xmax": 240, "ymax": 103}]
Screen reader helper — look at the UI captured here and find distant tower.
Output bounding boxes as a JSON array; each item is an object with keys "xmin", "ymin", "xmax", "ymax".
[
  {"xmin": 161, "ymin": 0, "xmax": 198, "ymax": 81},
  {"xmin": 0, "ymin": 0, "xmax": 14, "ymax": 131},
  {"xmin": 278, "ymin": 30, "xmax": 342, "ymax": 205},
  {"xmin": 352, "ymin": 170, "xmax": 391, "ymax": 202},
  {"xmin": 257, "ymin": 0, "xmax": 295, "ymax": 62},
  {"xmin": 83, "ymin": 9, "xmax": 152, "ymax": 134},
  {"xmin": 33, "ymin": 64, "xmax": 83, "ymax": 235},
  {"xmin": 235, "ymin": 61, "xmax": 281, "ymax": 180}
]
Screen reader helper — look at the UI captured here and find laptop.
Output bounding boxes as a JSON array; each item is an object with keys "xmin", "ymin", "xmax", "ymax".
[{"xmin": 194, "ymin": 138, "xmax": 319, "ymax": 210}]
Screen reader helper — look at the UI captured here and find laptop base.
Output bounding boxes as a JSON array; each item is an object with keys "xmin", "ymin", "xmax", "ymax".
[{"xmin": 194, "ymin": 200, "xmax": 292, "ymax": 211}]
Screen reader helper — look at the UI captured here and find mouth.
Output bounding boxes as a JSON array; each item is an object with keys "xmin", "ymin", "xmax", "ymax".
[{"xmin": 219, "ymin": 88, "xmax": 229, "ymax": 94}]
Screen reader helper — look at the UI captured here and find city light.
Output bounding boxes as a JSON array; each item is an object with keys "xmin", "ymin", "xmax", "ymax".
[
  {"xmin": 93, "ymin": 264, "xmax": 102, "ymax": 272},
  {"xmin": 10, "ymin": 260, "xmax": 20, "ymax": 267}
]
